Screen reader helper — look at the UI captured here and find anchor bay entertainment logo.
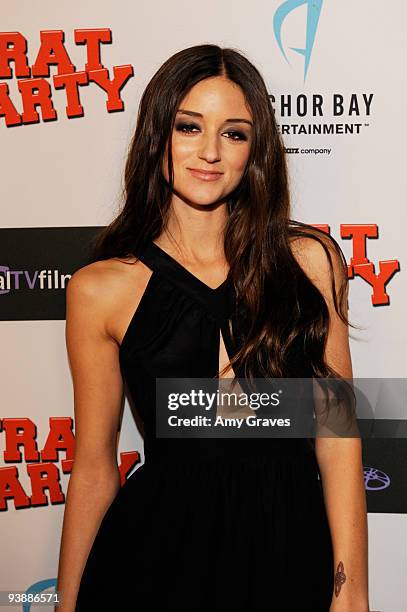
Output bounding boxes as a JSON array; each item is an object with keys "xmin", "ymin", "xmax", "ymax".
[
  {"xmin": 273, "ymin": 0, "xmax": 323, "ymax": 82},
  {"xmin": 272, "ymin": 0, "xmax": 374, "ymax": 138}
]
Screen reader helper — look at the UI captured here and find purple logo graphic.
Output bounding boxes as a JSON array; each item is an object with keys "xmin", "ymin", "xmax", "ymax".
[
  {"xmin": 0, "ymin": 265, "xmax": 10, "ymax": 295},
  {"xmin": 364, "ymin": 466, "xmax": 391, "ymax": 491}
]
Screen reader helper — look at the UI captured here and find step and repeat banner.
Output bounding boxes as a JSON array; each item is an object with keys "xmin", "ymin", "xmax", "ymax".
[{"xmin": 1, "ymin": 2, "xmax": 406, "ymax": 611}]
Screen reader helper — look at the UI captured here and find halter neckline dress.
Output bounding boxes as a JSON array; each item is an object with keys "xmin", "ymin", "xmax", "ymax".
[{"xmin": 75, "ymin": 239, "xmax": 334, "ymax": 612}]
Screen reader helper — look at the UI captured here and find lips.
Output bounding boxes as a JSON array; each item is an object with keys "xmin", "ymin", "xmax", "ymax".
[{"xmin": 188, "ymin": 168, "xmax": 223, "ymax": 181}]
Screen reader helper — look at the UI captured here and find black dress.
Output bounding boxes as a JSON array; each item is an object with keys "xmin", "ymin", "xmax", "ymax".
[{"xmin": 75, "ymin": 240, "xmax": 334, "ymax": 612}]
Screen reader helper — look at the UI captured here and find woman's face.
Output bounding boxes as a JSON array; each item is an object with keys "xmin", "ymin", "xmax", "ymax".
[{"xmin": 162, "ymin": 76, "xmax": 253, "ymax": 206}]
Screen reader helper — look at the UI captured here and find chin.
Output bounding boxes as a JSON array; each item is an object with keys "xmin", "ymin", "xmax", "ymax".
[
  {"xmin": 189, "ymin": 196, "xmax": 225, "ymax": 207},
  {"xmin": 176, "ymin": 188, "xmax": 226, "ymax": 207}
]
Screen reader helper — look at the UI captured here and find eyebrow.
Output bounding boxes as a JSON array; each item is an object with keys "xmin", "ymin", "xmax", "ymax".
[{"xmin": 177, "ymin": 109, "xmax": 253, "ymax": 127}]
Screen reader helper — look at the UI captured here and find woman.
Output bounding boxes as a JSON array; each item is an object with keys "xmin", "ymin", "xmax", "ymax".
[{"xmin": 56, "ymin": 44, "xmax": 369, "ymax": 611}]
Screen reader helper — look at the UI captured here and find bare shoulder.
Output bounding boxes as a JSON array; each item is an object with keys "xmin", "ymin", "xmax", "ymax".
[
  {"xmin": 289, "ymin": 229, "xmax": 338, "ymax": 267},
  {"xmin": 67, "ymin": 255, "xmax": 149, "ymax": 302},
  {"xmin": 288, "ymin": 230, "xmax": 348, "ymax": 305},
  {"xmin": 66, "ymin": 256, "xmax": 152, "ymax": 346}
]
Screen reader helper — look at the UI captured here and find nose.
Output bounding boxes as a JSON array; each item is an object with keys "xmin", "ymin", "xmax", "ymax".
[{"xmin": 198, "ymin": 130, "xmax": 221, "ymax": 163}]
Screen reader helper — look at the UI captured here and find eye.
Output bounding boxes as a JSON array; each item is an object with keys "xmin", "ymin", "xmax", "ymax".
[
  {"xmin": 174, "ymin": 122, "xmax": 248, "ymax": 142},
  {"xmin": 175, "ymin": 122, "xmax": 200, "ymax": 134},
  {"xmin": 223, "ymin": 130, "xmax": 248, "ymax": 142}
]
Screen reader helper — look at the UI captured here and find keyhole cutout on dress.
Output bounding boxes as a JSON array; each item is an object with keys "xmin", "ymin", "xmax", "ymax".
[{"xmin": 216, "ymin": 328, "xmax": 256, "ymax": 418}]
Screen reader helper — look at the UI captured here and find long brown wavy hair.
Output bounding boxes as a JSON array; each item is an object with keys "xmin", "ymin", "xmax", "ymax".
[{"xmin": 89, "ymin": 43, "xmax": 357, "ymax": 392}]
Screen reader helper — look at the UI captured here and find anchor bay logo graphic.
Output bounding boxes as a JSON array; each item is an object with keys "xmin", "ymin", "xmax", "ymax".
[
  {"xmin": 271, "ymin": 1, "xmax": 374, "ymax": 138},
  {"xmin": 273, "ymin": 0, "xmax": 323, "ymax": 81}
]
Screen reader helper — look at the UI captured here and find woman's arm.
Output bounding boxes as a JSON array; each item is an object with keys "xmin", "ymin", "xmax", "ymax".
[
  {"xmin": 56, "ymin": 264, "xmax": 125, "ymax": 611},
  {"xmin": 291, "ymin": 235, "xmax": 370, "ymax": 612}
]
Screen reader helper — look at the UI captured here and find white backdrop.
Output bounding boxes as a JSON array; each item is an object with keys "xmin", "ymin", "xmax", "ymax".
[{"xmin": 1, "ymin": 2, "xmax": 406, "ymax": 610}]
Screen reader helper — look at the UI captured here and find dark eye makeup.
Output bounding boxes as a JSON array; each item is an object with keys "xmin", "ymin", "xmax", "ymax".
[{"xmin": 174, "ymin": 121, "xmax": 249, "ymax": 142}]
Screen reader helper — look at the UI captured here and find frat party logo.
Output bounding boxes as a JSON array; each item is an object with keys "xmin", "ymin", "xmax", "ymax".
[
  {"xmin": 0, "ymin": 417, "xmax": 141, "ymax": 511},
  {"xmin": 273, "ymin": 0, "xmax": 323, "ymax": 82},
  {"xmin": 0, "ymin": 28, "xmax": 134, "ymax": 127}
]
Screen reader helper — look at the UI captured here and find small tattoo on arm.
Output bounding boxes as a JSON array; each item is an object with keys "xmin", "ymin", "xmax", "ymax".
[{"xmin": 334, "ymin": 560, "xmax": 346, "ymax": 597}]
